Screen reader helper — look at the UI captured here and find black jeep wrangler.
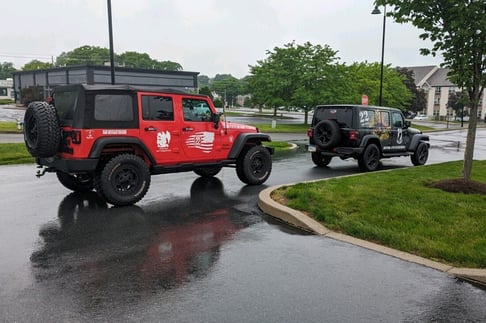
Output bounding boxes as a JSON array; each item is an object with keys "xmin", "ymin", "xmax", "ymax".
[{"xmin": 307, "ymin": 105, "xmax": 430, "ymax": 171}]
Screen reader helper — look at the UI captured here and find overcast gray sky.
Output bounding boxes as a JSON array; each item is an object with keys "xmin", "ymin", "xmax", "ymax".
[{"xmin": 2, "ymin": 0, "xmax": 443, "ymax": 78}]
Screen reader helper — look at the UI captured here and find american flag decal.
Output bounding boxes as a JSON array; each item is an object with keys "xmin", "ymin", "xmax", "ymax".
[{"xmin": 186, "ymin": 132, "xmax": 215, "ymax": 153}]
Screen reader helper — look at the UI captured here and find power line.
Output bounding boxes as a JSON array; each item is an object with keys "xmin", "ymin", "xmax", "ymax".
[{"xmin": 0, "ymin": 52, "xmax": 53, "ymax": 60}]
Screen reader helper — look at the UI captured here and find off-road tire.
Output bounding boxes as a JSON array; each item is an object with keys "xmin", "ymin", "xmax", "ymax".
[
  {"xmin": 311, "ymin": 152, "xmax": 332, "ymax": 167},
  {"xmin": 23, "ymin": 101, "xmax": 60, "ymax": 158},
  {"xmin": 56, "ymin": 171, "xmax": 95, "ymax": 192},
  {"xmin": 313, "ymin": 120, "xmax": 341, "ymax": 149},
  {"xmin": 236, "ymin": 145, "xmax": 272, "ymax": 185},
  {"xmin": 193, "ymin": 166, "xmax": 222, "ymax": 178},
  {"xmin": 358, "ymin": 143, "xmax": 381, "ymax": 172},
  {"xmin": 95, "ymin": 154, "xmax": 151, "ymax": 206},
  {"xmin": 411, "ymin": 142, "xmax": 429, "ymax": 166}
]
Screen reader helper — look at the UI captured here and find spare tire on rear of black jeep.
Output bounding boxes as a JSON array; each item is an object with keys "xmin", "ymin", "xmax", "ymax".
[
  {"xmin": 313, "ymin": 120, "xmax": 341, "ymax": 149},
  {"xmin": 23, "ymin": 101, "xmax": 61, "ymax": 158}
]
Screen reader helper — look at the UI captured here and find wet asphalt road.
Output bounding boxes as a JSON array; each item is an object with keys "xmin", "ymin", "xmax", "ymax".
[
  {"xmin": 1, "ymin": 106, "xmax": 486, "ymax": 321},
  {"xmin": 1, "ymin": 130, "xmax": 486, "ymax": 322}
]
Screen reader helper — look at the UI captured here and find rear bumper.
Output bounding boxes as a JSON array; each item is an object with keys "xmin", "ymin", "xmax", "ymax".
[
  {"xmin": 37, "ymin": 156, "xmax": 98, "ymax": 173},
  {"xmin": 306, "ymin": 144, "xmax": 363, "ymax": 157}
]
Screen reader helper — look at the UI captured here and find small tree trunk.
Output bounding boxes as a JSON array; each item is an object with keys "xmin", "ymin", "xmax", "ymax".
[{"xmin": 462, "ymin": 100, "xmax": 480, "ymax": 180}]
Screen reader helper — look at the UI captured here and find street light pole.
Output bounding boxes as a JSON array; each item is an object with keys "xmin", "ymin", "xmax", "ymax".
[
  {"xmin": 372, "ymin": 5, "xmax": 386, "ymax": 106},
  {"xmin": 107, "ymin": 0, "xmax": 115, "ymax": 84}
]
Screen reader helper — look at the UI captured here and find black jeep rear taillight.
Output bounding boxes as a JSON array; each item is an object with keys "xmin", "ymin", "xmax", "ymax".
[{"xmin": 349, "ymin": 130, "xmax": 359, "ymax": 141}]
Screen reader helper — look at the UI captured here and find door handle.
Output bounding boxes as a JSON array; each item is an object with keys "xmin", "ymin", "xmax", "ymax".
[
  {"xmin": 144, "ymin": 127, "xmax": 157, "ymax": 131},
  {"xmin": 182, "ymin": 127, "xmax": 194, "ymax": 131}
]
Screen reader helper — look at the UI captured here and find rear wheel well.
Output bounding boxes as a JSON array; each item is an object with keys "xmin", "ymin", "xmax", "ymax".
[
  {"xmin": 361, "ymin": 138, "xmax": 382, "ymax": 154},
  {"xmin": 96, "ymin": 143, "xmax": 152, "ymax": 169}
]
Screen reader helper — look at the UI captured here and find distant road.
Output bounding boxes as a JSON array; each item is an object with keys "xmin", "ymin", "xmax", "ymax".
[
  {"xmin": 0, "ymin": 133, "xmax": 24, "ymax": 144},
  {"xmin": 0, "ymin": 104, "xmax": 25, "ymax": 122}
]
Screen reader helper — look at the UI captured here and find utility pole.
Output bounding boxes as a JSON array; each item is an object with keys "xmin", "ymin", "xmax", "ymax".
[{"xmin": 107, "ymin": 0, "xmax": 115, "ymax": 84}]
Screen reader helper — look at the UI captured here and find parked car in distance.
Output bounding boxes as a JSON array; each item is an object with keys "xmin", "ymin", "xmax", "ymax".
[
  {"xmin": 413, "ymin": 114, "xmax": 428, "ymax": 120},
  {"xmin": 455, "ymin": 116, "xmax": 470, "ymax": 122}
]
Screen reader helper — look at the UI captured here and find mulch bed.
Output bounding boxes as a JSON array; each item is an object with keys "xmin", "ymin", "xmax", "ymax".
[{"xmin": 427, "ymin": 178, "xmax": 486, "ymax": 195}]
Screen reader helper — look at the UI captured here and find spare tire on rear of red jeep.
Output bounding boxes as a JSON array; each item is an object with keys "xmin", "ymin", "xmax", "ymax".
[{"xmin": 23, "ymin": 101, "xmax": 61, "ymax": 158}]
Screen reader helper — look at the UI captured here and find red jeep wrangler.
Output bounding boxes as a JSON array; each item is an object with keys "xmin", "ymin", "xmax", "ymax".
[{"xmin": 23, "ymin": 84, "xmax": 273, "ymax": 206}]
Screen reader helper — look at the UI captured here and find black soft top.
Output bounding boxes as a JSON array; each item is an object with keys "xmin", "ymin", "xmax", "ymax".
[
  {"xmin": 54, "ymin": 83, "xmax": 200, "ymax": 96},
  {"xmin": 315, "ymin": 104, "xmax": 402, "ymax": 113}
]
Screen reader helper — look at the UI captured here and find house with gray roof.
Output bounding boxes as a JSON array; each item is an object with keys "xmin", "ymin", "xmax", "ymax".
[{"xmin": 406, "ymin": 65, "xmax": 485, "ymax": 121}]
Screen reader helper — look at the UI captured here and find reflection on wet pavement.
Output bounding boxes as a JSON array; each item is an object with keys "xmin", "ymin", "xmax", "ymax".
[{"xmin": 30, "ymin": 177, "xmax": 260, "ymax": 310}]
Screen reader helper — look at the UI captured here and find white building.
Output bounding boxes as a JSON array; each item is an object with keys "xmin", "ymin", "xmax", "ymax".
[
  {"xmin": 0, "ymin": 78, "xmax": 14, "ymax": 100},
  {"xmin": 407, "ymin": 66, "xmax": 485, "ymax": 120}
]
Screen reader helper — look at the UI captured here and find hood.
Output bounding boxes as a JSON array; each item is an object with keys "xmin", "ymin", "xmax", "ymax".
[{"xmin": 224, "ymin": 121, "xmax": 258, "ymax": 131}]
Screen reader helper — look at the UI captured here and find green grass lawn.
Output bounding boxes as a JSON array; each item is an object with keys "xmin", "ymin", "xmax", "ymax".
[
  {"xmin": 0, "ymin": 121, "xmax": 23, "ymax": 133},
  {"xmin": 264, "ymin": 141, "xmax": 294, "ymax": 150},
  {"xmin": 274, "ymin": 161, "xmax": 486, "ymax": 268},
  {"xmin": 0, "ymin": 143, "xmax": 34, "ymax": 165},
  {"xmin": 252, "ymin": 123, "xmax": 310, "ymax": 133}
]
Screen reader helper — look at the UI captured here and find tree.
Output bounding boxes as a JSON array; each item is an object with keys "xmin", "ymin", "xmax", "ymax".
[
  {"xmin": 345, "ymin": 62, "xmax": 412, "ymax": 109},
  {"xmin": 448, "ymin": 91, "xmax": 466, "ymax": 119},
  {"xmin": 198, "ymin": 75, "xmax": 211, "ymax": 88},
  {"xmin": 153, "ymin": 60, "xmax": 182, "ymax": 71},
  {"xmin": 213, "ymin": 74, "xmax": 233, "ymax": 82},
  {"xmin": 117, "ymin": 52, "xmax": 182, "ymax": 71},
  {"xmin": 0, "ymin": 62, "xmax": 16, "ymax": 79},
  {"xmin": 248, "ymin": 41, "xmax": 342, "ymax": 124},
  {"xmin": 199, "ymin": 86, "xmax": 213, "ymax": 99},
  {"xmin": 55, "ymin": 46, "xmax": 183, "ymax": 71},
  {"xmin": 22, "ymin": 60, "xmax": 54, "ymax": 71},
  {"xmin": 118, "ymin": 51, "xmax": 154, "ymax": 69},
  {"xmin": 395, "ymin": 67, "xmax": 427, "ymax": 113},
  {"xmin": 248, "ymin": 41, "xmax": 412, "ymax": 124},
  {"xmin": 56, "ymin": 45, "xmax": 111, "ymax": 66},
  {"xmin": 377, "ymin": 0, "xmax": 486, "ymax": 181},
  {"xmin": 211, "ymin": 75, "xmax": 244, "ymax": 108}
]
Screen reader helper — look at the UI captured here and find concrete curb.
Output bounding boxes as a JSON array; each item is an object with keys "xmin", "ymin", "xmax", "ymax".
[{"xmin": 258, "ymin": 182, "xmax": 486, "ymax": 287}]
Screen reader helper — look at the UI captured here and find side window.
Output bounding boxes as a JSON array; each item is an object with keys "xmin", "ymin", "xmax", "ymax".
[
  {"xmin": 94, "ymin": 94, "xmax": 133, "ymax": 121},
  {"xmin": 141, "ymin": 95, "xmax": 174, "ymax": 121},
  {"xmin": 182, "ymin": 98, "xmax": 212, "ymax": 122},
  {"xmin": 359, "ymin": 109, "xmax": 376, "ymax": 128},
  {"xmin": 392, "ymin": 112, "xmax": 404, "ymax": 128},
  {"xmin": 376, "ymin": 111, "xmax": 390, "ymax": 127}
]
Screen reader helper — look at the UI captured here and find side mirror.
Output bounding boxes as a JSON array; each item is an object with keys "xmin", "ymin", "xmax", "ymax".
[
  {"xmin": 404, "ymin": 120, "xmax": 411, "ymax": 128},
  {"xmin": 213, "ymin": 113, "xmax": 221, "ymax": 129}
]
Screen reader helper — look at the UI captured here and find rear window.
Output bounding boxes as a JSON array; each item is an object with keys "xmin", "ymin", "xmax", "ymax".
[
  {"xmin": 94, "ymin": 94, "xmax": 133, "ymax": 122},
  {"xmin": 314, "ymin": 106, "xmax": 354, "ymax": 127},
  {"xmin": 84, "ymin": 92, "xmax": 138, "ymax": 129},
  {"xmin": 54, "ymin": 90, "xmax": 79, "ymax": 123}
]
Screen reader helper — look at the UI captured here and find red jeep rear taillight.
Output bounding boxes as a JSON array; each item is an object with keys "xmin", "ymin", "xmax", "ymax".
[
  {"xmin": 349, "ymin": 130, "xmax": 359, "ymax": 141},
  {"xmin": 71, "ymin": 131, "xmax": 82, "ymax": 144}
]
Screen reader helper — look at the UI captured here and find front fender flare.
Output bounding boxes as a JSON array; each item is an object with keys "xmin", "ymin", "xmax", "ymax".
[
  {"xmin": 228, "ymin": 133, "xmax": 272, "ymax": 159},
  {"xmin": 409, "ymin": 135, "xmax": 430, "ymax": 151}
]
